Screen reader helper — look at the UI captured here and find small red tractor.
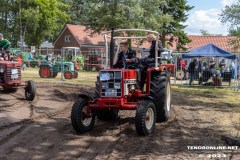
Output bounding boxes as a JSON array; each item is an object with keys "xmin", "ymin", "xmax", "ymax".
[
  {"xmin": 160, "ymin": 51, "xmax": 187, "ymax": 80},
  {"xmin": 0, "ymin": 57, "xmax": 36, "ymax": 101},
  {"xmin": 71, "ymin": 29, "xmax": 171, "ymax": 136}
]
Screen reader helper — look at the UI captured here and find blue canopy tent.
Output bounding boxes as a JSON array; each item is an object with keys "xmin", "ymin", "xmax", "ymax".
[{"xmin": 182, "ymin": 43, "xmax": 236, "ymax": 59}]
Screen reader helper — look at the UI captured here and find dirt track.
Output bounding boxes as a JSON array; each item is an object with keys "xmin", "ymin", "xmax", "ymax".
[{"xmin": 0, "ymin": 83, "xmax": 239, "ymax": 160}]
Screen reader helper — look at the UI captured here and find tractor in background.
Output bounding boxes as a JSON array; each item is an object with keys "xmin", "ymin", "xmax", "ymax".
[
  {"xmin": 160, "ymin": 50, "xmax": 187, "ymax": 80},
  {"xmin": 39, "ymin": 60, "xmax": 78, "ymax": 79},
  {"xmin": 0, "ymin": 56, "xmax": 36, "ymax": 101},
  {"xmin": 71, "ymin": 29, "xmax": 172, "ymax": 136},
  {"xmin": 61, "ymin": 47, "xmax": 85, "ymax": 70}
]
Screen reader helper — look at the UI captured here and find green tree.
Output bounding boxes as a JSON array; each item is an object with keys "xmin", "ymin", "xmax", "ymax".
[
  {"xmin": 20, "ymin": 0, "xmax": 70, "ymax": 47},
  {"xmin": 220, "ymin": 1, "xmax": 240, "ymax": 52},
  {"xmin": 161, "ymin": 0, "xmax": 193, "ymax": 50},
  {"xmin": 200, "ymin": 29, "xmax": 211, "ymax": 36},
  {"xmin": 0, "ymin": 0, "xmax": 19, "ymax": 47},
  {"xmin": 76, "ymin": 0, "xmax": 172, "ymax": 35}
]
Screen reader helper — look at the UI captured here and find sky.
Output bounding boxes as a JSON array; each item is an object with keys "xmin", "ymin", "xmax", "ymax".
[{"xmin": 184, "ymin": 0, "xmax": 239, "ymax": 35}]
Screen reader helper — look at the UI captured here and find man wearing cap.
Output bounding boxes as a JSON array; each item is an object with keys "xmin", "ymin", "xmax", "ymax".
[{"xmin": 0, "ymin": 33, "xmax": 11, "ymax": 58}]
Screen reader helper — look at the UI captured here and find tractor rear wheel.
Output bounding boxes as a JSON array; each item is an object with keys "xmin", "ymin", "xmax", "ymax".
[
  {"xmin": 39, "ymin": 65, "xmax": 52, "ymax": 78},
  {"xmin": 150, "ymin": 72, "xmax": 171, "ymax": 122},
  {"xmin": 71, "ymin": 98, "xmax": 95, "ymax": 133},
  {"xmin": 135, "ymin": 100, "xmax": 156, "ymax": 136},
  {"xmin": 25, "ymin": 80, "xmax": 36, "ymax": 101},
  {"xmin": 64, "ymin": 71, "xmax": 73, "ymax": 79},
  {"xmin": 176, "ymin": 69, "xmax": 186, "ymax": 80}
]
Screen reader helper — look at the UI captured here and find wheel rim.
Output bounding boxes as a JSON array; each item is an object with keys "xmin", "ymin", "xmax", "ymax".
[
  {"xmin": 166, "ymin": 82, "xmax": 171, "ymax": 112},
  {"xmin": 64, "ymin": 71, "xmax": 72, "ymax": 79},
  {"xmin": 176, "ymin": 70, "xmax": 184, "ymax": 79},
  {"xmin": 145, "ymin": 107, "xmax": 154, "ymax": 130},
  {"xmin": 40, "ymin": 66, "xmax": 50, "ymax": 77},
  {"xmin": 81, "ymin": 105, "xmax": 92, "ymax": 127}
]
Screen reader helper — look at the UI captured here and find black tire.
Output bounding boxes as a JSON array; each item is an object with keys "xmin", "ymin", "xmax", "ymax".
[
  {"xmin": 135, "ymin": 100, "xmax": 156, "ymax": 136},
  {"xmin": 71, "ymin": 98, "xmax": 95, "ymax": 133},
  {"xmin": 97, "ymin": 109, "xmax": 119, "ymax": 121},
  {"xmin": 150, "ymin": 72, "xmax": 171, "ymax": 122},
  {"xmin": 25, "ymin": 80, "xmax": 36, "ymax": 101}
]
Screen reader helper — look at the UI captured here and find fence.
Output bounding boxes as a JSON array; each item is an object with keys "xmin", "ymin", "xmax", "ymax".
[
  {"xmin": 20, "ymin": 48, "xmax": 240, "ymax": 90},
  {"xmin": 169, "ymin": 55, "xmax": 240, "ymax": 90}
]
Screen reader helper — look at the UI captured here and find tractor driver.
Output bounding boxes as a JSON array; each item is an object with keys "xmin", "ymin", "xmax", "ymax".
[
  {"xmin": 0, "ymin": 33, "xmax": 11, "ymax": 59},
  {"xmin": 113, "ymin": 41, "xmax": 136, "ymax": 68}
]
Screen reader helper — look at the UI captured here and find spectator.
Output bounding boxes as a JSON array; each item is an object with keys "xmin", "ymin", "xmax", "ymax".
[
  {"xmin": 56, "ymin": 54, "xmax": 61, "ymax": 61},
  {"xmin": 202, "ymin": 58, "xmax": 208, "ymax": 70},
  {"xmin": 237, "ymin": 57, "xmax": 240, "ymax": 79},
  {"xmin": 229, "ymin": 60, "xmax": 235, "ymax": 79},
  {"xmin": 195, "ymin": 58, "xmax": 203, "ymax": 74},
  {"xmin": 28, "ymin": 52, "xmax": 33, "ymax": 60},
  {"xmin": 219, "ymin": 58, "xmax": 226, "ymax": 74},
  {"xmin": 45, "ymin": 53, "xmax": 54, "ymax": 64},
  {"xmin": 188, "ymin": 59, "xmax": 197, "ymax": 85},
  {"xmin": 209, "ymin": 57, "xmax": 216, "ymax": 74}
]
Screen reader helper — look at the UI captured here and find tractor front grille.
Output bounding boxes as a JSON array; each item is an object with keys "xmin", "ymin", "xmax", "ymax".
[
  {"xmin": 5, "ymin": 63, "xmax": 21, "ymax": 82},
  {"xmin": 100, "ymin": 70, "xmax": 122, "ymax": 97}
]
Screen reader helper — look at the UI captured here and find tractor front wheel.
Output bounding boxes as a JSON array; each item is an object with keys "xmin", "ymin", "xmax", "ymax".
[
  {"xmin": 64, "ymin": 71, "xmax": 73, "ymax": 79},
  {"xmin": 71, "ymin": 98, "xmax": 95, "ymax": 133},
  {"xmin": 135, "ymin": 100, "xmax": 156, "ymax": 136},
  {"xmin": 25, "ymin": 80, "xmax": 36, "ymax": 101}
]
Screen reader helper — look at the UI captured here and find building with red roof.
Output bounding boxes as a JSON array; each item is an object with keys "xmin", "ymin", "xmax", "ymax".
[{"xmin": 53, "ymin": 24, "xmax": 239, "ymax": 54}]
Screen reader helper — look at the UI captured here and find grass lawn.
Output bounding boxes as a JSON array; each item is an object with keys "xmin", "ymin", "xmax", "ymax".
[{"xmin": 22, "ymin": 67, "xmax": 98, "ymax": 86}]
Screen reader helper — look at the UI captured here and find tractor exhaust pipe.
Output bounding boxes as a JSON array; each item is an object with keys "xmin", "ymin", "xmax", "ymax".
[{"xmin": 110, "ymin": 28, "xmax": 114, "ymax": 68}]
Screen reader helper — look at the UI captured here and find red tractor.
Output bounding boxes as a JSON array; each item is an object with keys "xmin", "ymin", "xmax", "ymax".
[
  {"xmin": 0, "ymin": 59, "xmax": 36, "ymax": 101},
  {"xmin": 160, "ymin": 51, "xmax": 187, "ymax": 80},
  {"xmin": 71, "ymin": 29, "xmax": 171, "ymax": 136}
]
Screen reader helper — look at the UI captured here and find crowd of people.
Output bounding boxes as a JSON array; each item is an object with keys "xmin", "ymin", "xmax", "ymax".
[{"xmin": 187, "ymin": 57, "xmax": 240, "ymax": 85}]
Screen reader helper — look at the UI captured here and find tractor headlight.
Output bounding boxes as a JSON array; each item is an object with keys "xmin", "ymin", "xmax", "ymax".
[
  {"xmin": 114, "ymin": 83, "xmax": 121, "ymax": 89},
  {"xmin": 101, "ymin": 82, "xmax": 108, "ymax": 89},
  {"xmin": 0, "ymin": 68, "xmax": 4, "ymax": 73}
]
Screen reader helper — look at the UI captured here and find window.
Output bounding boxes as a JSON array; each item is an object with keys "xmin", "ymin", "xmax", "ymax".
[{"xmin": 65, "ymin": 35, "xmax": 70, "ymax": 42}]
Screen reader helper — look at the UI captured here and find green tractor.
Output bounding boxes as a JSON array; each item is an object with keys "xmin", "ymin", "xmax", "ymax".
[
  {"xmin": 39, "ymin": 61, "xmax": 78, "ymax": 79},
  {"xmin": 61, "ymin": 47, "xmax": 85, "ymax": 70}
]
